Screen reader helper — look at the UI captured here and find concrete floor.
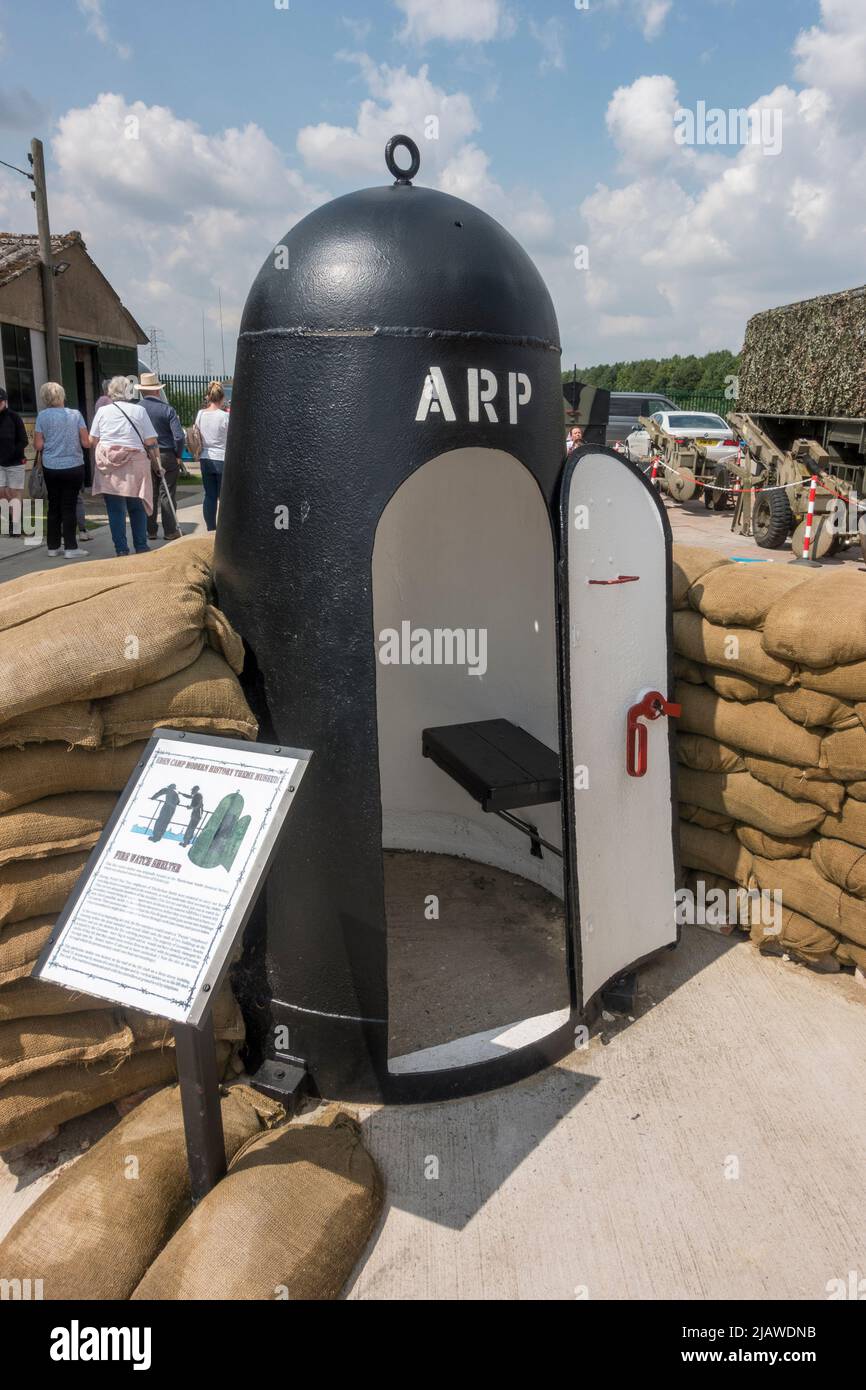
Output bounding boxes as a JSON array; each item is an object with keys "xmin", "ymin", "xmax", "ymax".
[
  {"xmin": 350, "ymin": 927, "xmax": 866, "ymax": 1301},
  {"xmin": 661, "ymin": 491, "xmax": 864, "ymax": 566},
  {"xmin": 2, "ymin": 927, "xmax": 864, "ymax": 1299},
  {"xmin": 386, "ymin": 851, "xmax": 568, "ymax": 1056}
]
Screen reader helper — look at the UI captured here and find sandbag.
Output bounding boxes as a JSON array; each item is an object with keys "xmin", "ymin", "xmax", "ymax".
[
  {"xmin": 0, "ymin": 979, "xmax": 112, "ymax": 1021},
  {"xmin": 0, "ymin": 1082, "xmax": 284, "ymax": 1300},
  {"xmin": 0, "ymin": 1010, "xmax": 132, "ymax": 1090},
  {"xmin": 735, "ymin": 825, "xmax": 814, "ymax": 860},
  {"xmin": 0, "ymin": 702, "xmax": 103, "ymax": 751},
  {"xmin": 0, "ymin": 916, "xmax": 54, "ymax": 985},
  {"xmin": 0, "ymin": 536, "xmax": 215, "ymax": 602},
  {"xmin": 821, "ymin": 799, "xmax": 866, "ymax": 852},
  {"xmin": 774, "ymin": 688, "xmax": 858, "ymax": 731},
  {"xmin": 673, "ymin": 654, "xmax": 704, "ymax": 685},
  {"xmin": 0, "ymin": 742, "xmax": 145, "ymax": 815},
  {"xmin": 676, "ymin": 682, "xmax": 822, "ymax": 767},
  {"xmin": 0, "ymin": 1041, "xmax": 229, "ymax": 1153},
  {"xmin": 812, "ymin": 839, "xmax": 866, "ymax": 899},
  {"xmin": 744, "ymin": 756, "xmax": 845, "ymax": 815},
  {"xmin": 681, "ymin": 869, "xmax": 744, "ymax": 934},
  {"xmin": 688, "ymin": 562, "xmax": 813, "ymax": 629},
  {"xmin": 0, "ymin": 539, "xmax": 243, "ymax": 719},
  {"xmin": 132, "ymin": 1108, "xmax": 382, "ymax": 1301},
  {"xmin": 678, "ymin": 804, "xmax": 735, "ymax": 832},
  {"xmin": 700, "ymin": 665, "xmax": 775, "ymax": 702},
  {"xmin": 674, "ymin": 610, "xmax": 793, "ymax": 685},
  {"xmin": 747, "ymin": 892, "xmax": 839, "ymax": 962},
  {"xmin": 847, "ymin": 781, "xmax": 866, "ymax": 801},
  {"xmin": 763, "ymin": 569, "xmax": 866, "ymax": 667},
  {"xmin": 100, "ymin": 649, "xmax": 256, "ymax": 747},
  {"xmin": 821, "ymin": 727, "xmax": 866, "ymax": 782},
  {"xmin": 672, "ymin": 546, "xmax": 731, "ymax": 610},
  {"xmin": 750, "ymin": 856, "xmax": 864, "ymax": 944},
  {"xmin": 0, "ymin": 850, "xmax": 88, "ymax": 928},
  {"xmin": 676, "ymin": 733, "xmax": 746, "ymax": 774},
  {"xmin": 679, "ymin": 821, "xmax": 753, "ymax": 886},
  {"xmin": 677, "ymin": 767, "xmax": 825, "ymax": 838},
  {"xmin": 799, "ymin": 661, "xmax": 866, "ymax": 702},
  {"xmin": 0, "ymin": 793, "xmax": 115, "ymax": 866}
]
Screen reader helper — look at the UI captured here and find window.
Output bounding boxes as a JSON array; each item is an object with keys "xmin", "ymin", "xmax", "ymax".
[
  {"xmin": 610, "ymin": 395, "xmax": 646, "ymax": 418},
  {"xmin": 667, "ymin": 413, "xmax": 728, "ymax": 430},
  {"xmin": 1, "ymin": 323, "xmax": 36, "ymax": 413},
  {"xmin": 647, "ymin": 399, "xmax": 671, "ymax": 414}
]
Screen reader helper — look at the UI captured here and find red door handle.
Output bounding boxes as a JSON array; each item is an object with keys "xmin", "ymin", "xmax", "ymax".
[{"xmin": 626, "ymin": 690, "xmax": 681, "ymax": 777}]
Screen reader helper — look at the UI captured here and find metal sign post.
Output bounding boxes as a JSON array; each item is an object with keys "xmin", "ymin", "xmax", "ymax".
[{"xmin": 174, "ymin": 1009, "xmax": 226, "ymax": 1203}]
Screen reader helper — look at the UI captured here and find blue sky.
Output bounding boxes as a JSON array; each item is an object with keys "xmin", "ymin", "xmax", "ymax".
[{"xmin": 0, "ymin": 0, "xmax": 862, "ymax": 373}]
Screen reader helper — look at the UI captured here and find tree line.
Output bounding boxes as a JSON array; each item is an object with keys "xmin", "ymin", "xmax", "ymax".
[{"xmin": 561, "ymin": 350, "xmax": 740, "ymax": 394}]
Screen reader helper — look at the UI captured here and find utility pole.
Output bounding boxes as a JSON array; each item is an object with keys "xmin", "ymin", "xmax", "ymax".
[
  {"xmin": 29, "ymin": 138, "xmax": 62, "ymax": 383},
  {"xmin": 148, "ymin": 326, "xmax": 165, "ymax": 377}
]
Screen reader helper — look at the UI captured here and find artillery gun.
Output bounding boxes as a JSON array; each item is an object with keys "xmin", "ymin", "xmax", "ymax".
[
  {"xmin": 730, "ymin": 285, "xmax": 866, "ymax": 559},
  {"xmin": 634, "ymin": 414, "xmax": 730, "ymax": 506}
]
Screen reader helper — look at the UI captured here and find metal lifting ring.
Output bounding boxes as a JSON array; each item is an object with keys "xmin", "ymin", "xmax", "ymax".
[{"xmin": 385, "ymin": 134, "xmax": 421, "ymax": 185}]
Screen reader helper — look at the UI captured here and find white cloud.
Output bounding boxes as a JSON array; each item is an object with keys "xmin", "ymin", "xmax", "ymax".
[
  {"xmin": 298, "ymin": 56, "xmax": 554, "ymax": 246},
  {"xmin": 394, "ymin": 0, "xmax": 513, "ymax": 45},
  {"xmin": 37, "ymin": 94, "xmax": 325, "ymax": 371},
  {"xmin": 529, "ymin": 18, "xmax": 566, "ymax": 73},
  {"xmin": 77, "ymin": 0, "xmax": 130, "ymax": 61},
  {"xmin": 565, "ymin": 54, "xmax": 866, "ymax": 363},
  {"xmin": 297, "ymin": 56, "xmax": 478, "ymax": 178},
  {"xmin": 794, "ymin": 0, "xmax": 866, "ymax": 114},
  {"xmin": 642, "ymin": 0, "xmax": 672, "ymax": 42}
]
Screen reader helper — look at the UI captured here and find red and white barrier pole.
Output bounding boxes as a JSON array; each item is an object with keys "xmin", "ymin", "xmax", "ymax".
[
  {"xmin": 802, "ymin": 474, "xmax": 818, "ymax": 560},
  {"xmin": 650, "ymin": 457, "xmax": 659, "ymax": 488}
]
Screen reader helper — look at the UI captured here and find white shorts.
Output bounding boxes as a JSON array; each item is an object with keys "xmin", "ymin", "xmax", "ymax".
[{"xmin": 0, "ymin": 465, "xmax": 25, "ymax": 489}]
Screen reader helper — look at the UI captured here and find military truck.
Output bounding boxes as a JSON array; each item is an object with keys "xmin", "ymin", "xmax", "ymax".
[{"xmin": 727, "ymin": 285, "xmax": 866, "ymax": 558}]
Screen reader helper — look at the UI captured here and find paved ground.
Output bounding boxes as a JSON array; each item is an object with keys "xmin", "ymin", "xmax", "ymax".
[
  {"xmin": 2, "ymin": 927, "xmax": 864, "ymax": 1299},
  {"xmin": 0, "ymin": 481, "xmax": 206, "ymax": 580},
  {"xmin": 662, "ymin": 492, "xmax": 865, "ymax": 566}
]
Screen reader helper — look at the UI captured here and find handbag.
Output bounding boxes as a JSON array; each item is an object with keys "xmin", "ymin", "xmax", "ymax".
[
  {"xmin": 27, "ymin": 451, "xmax": 48, "ymax": 502},
  {"xmin": 185, "ymin": 416, "xmax": 204, "ymax": 460}
]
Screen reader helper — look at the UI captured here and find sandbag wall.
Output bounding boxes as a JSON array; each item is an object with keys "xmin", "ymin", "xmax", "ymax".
[
  {"xmin": 0, "ymin": 539, "xmax": 257, "ymax": 1151},
  {"xmin": 673, "ymin": 545, "xmax": 866, "ymax": 972}
]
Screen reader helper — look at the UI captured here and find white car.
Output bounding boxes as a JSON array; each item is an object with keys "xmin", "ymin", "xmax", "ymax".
[{"xmin": 626, "ymin": 411, "xmax": 739, "ymax": 463}]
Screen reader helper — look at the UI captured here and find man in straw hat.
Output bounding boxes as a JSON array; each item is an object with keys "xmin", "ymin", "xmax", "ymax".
[{"xmin": 137, "ymin": 372, "xmax": 184, "ymax": 541}]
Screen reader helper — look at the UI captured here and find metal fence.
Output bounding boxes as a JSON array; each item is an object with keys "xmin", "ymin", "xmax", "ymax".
[
  {"xmin": 162, "ymin": 373, "xmax": 232, "ymax": 425},
  {"xmin": 665, "ymin": 390, "xmax": 731, "ymax": 414}
]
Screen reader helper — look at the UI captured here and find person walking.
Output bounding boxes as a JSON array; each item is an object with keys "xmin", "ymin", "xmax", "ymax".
[
  {"xmin": 0, "ymin": 387, "xmax": 29, "ymax": 538},
  {"xmin": 137, "ymin": 372, "xmax": 183, "ymax": 542},
  {"xmin": 193, "ymin": 382, "xmax": 229, "ymax": 531},
  {"xmin": 89, "ymin": 377, "xmax": 157, "ymax": 556},
  {"xmin": 33, "ymin": 382, "xmax": 89, "ymax": 558}
]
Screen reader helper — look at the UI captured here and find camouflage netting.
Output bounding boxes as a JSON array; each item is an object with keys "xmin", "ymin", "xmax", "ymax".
[
  {"xmin": 673, "ymin": 545, "xmax": 866, "ymax": 973},
  {"xmin": 0, "ymin": 539, "xmax": 257, "ymax": 1153},
  {"xmin": 738, "ymin": 284, "xmax": 866, "ymax": 419}
]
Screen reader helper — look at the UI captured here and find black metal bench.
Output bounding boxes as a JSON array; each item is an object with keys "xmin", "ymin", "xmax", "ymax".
[{"xmin": 422, "ymin": 719, "xmax": 562, "ymax": 858}]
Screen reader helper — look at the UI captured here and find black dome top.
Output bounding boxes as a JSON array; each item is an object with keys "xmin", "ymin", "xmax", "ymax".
[{"xmin": 239, "ymin": 140, "xmax": 560, "ymax": 350}]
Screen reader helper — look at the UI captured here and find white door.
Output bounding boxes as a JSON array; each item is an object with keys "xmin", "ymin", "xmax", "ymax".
[{"xmin": 559, "ymin": 446, "xmax": 680, "ymax": 1007}]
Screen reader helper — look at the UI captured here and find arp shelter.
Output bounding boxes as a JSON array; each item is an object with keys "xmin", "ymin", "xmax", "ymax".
[{"xmin": 216, "ymin": 137, "xmax": 680, "ymax": 1106}]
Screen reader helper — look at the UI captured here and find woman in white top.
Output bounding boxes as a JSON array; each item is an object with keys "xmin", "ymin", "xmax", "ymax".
[
  {"xmin": 194, "ymin": 382, "xmax": 230, "ymax": 532},
  {"xmin": 89, "ymin": 377, "xmax": 158, "ymax": 556}
]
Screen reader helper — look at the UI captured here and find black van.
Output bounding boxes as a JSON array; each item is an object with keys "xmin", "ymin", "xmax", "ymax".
[{"xmin": 607, "ymin": 392, "xmax": 677, "ymax": 446}]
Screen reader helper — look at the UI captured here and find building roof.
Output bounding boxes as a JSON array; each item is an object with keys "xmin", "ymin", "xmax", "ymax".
[{"xmin": 0, "ymin": 230, "xmax": 147, "ymax": 344}]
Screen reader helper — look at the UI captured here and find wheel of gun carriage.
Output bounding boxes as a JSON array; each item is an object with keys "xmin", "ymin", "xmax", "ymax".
[
  {"xmin": 667, "ymin": 466, "xmax": 696, "ymax": 502},
  {"xmin": 752, "ymin": 488, "xmax": 793, "ymax": 549},
  {"xmin": 708, "ymin": 466, "xmax": 732, "ymax": 511},
  {"xmin": 791, "ymin": 514, "xmax": 837, "ymax": 560}
]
